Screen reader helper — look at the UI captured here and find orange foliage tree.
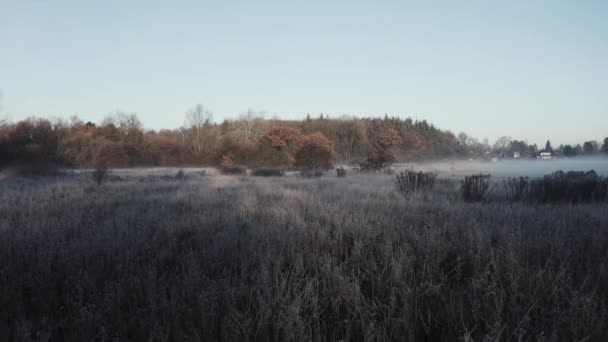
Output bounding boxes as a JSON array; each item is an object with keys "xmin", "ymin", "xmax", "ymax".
[
  {"xmin": 220, "ymin": 152, "xmax": 234, "ymax": 169},
  {"xmin": 365, "ymin": 127, "xmax": 402, "ymax": 170},
  {"xmin": 254, "ymin": 126, "xmax": 303, "ymax": 168},
  {"xmin": 2, "ymin": 114, "xmax": 471, "ymax": 169},
  {"xmin": 294, "ymin": 132, "xmax": 336, "ymax": 170}
]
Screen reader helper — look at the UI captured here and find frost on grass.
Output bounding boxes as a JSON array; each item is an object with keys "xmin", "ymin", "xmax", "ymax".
[{"xmin": 0, "ymin": 174, "xmax": 607, "ymax": 341}]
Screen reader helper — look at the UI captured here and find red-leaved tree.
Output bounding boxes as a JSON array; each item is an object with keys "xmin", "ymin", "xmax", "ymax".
[
  {"xmin": 254, "ymin": 126, "xmax": 303, "ymax": 168},
  {"xmin": 220, "ymin": 152, "xmax": 234, "ymax": 169},
  {"xmin": 294, "ymin": 132, "xmax": 336, "ymax": 170},
  {"xmin": 365, "ymin": 127, "xmax": 402, "ymax": 170}
]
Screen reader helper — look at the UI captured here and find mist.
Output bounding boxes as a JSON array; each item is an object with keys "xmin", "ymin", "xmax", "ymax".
[{"xmin": 398, "ymin": 156, "xmax": 608, "ymax": 179}]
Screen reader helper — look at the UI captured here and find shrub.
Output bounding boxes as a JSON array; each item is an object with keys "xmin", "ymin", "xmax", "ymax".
[
  {"xmin": 216, "ymin": 139, "xmax": 254, "ymax": 167},
  {"xmin": 461, "ymin": 174, "xmax": 492, "ymax": 202},
  {"xmin": 383, "ymin": 167, "xmax": 396, "ymax": 175},
  {"xmin": 218, "ymin": 152, "xmax": 247, "ymax": 175},
  {"xmin": 394, "ymin": 170, "xmax": 438, "ymax": 194},
  {"xmin": 502, "ymin": 171, "xmax": 608, "ymax": 204},
  {"xmin": 336, "ymin": 167, "xmax": 347, "ymax": 177},
  {"xmin": 252, "ymin": 168, "xmax": 285, "ymax": 177},
  {"xmin": 220, "ymin": 152, "xmax": 235, "ymax": 169},
  {"xmin": 300, "ymin": 169, "xmax": 323, "ymax": 178},
  {"xmin": 219, "ymin": 165, "xmax": 246, "ymax": 175},
  {"xmin": 91, "ymin": 165, "xmax": 109, "ymax": 186},
  {"xmin": 503, "ymin": 176, "xmax": 530, "ymax": 201},
  {"xmin": 528, "ymin": 170, "xmax": 608, "ymax": 203},
  {"xmin": 7, "ymin": 162, "xmax": 60, "ymax": 177}
]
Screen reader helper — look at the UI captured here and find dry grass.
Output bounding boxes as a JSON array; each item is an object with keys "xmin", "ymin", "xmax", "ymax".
[
  {"xmin": 461, "ymin": 174, "xmax": 493, "ymax": 202},
  {"xmin": 0, "ymin": 173, "xmax": 607, "ymax": 341},
  {"xmin": 502, "ymin": 171, "xmax": 608, "ymax": 203},
  {"xmin": 394, "ymin": 170, "xmax": 438, "ymax": 194}
]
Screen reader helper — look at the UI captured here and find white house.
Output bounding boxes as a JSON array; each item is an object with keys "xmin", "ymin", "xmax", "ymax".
[{"xmin": 538, "ymin": 152, "xmax": 553, "ymax": 160}]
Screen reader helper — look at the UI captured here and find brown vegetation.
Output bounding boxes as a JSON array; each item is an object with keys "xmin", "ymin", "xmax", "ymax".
[
  {"xmin": 363, "ymin": 127, "xmax": 402, "ymax": 170},
  {"xmin": 503, "ymin": 170, "xmax": 608, "ymax": 203},
  {"xmin": 0, "ymin": 114, "xmax": 466, "ymax": 174},
  {"xmin": 461, "ymin": 174, "xmax": 493, "ymax": 202},
  {"xmin": 2, "ymin": 112, "xmax": 607, "ymax": 175},
  {"xmin": 254, "ymin": 126, "xmax": 304, "ymax": 168},
  {"xmin": 394, "ymin": 170, "xmax": 438, "ymax": 194},
  {"xmin": 0, "ymin": 174, "xmax": 606, "ymax": 340},
  {"xmin": 294, "ymin": 132, "xmax": 336, "ymax": 171}
]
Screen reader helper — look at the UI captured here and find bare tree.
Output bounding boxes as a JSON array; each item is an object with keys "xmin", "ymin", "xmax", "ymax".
[
  {"xmin": 457, "ymin": 132, "xmax": 469, "ymax": 146},
  {"xmin": 236, "ymin": 109, "xmax": 265, "ymax": 143},
  {"xmin": 116, "ymin": 112, "xmax": 143, "ymax": 144},
  {"xmin": 91, "ymin": 164, "xmax": 109, "ymax": 186},
  {"xmin": 337, "ymin": 119, "xmax": 364, "ymax": 162},
  {"xmin": 116, "ymin": 112, "xmax": 142, "ymax": 132},
  {"xmin": 186, "ymin": 104, "xmax": 214, "ymax": 159},
  {"xmin": 493, "ymin": 136, "xmax": 512, "ymax": 158}
]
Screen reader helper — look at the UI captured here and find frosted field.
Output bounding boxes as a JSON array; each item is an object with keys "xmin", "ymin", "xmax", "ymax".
[{"xmin": 1, "ymin": 166, "xmax": 607, "ymax": 340}]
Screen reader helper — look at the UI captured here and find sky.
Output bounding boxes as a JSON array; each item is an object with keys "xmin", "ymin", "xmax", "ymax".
[{"xmin": 0, "ymin": 0, "xmax": 606, "ymax": 145}]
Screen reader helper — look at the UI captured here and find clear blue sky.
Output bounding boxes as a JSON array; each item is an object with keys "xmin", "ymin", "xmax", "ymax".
[{"xmin": 1, "ymin": 0, "xmax": 606, "ymax": 145}]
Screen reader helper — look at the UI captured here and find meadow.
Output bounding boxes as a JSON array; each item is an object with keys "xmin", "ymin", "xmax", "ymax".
[{"xmin": 1, "ymin": 169, "xmax": 607, "ymax": 341}]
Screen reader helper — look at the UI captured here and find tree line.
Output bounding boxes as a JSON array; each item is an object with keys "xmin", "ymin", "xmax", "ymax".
[
  {"xmin": 458, "ymin": 134, "xmax": 608, "ymax": 159},
  {"xmin": 1, "ymin": 106, "xmax": 607, "ymax": 172}
]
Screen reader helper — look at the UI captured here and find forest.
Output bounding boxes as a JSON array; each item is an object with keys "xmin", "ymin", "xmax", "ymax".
[{"xmin": 2, "ymin": 106, "xmax": 607, "ymax": 173}]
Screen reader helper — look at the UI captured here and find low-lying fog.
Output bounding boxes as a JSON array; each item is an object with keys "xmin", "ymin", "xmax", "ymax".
[
  {"xmin": 5, "ymin": 158, "xmax": 606, "ymax": 182},
  {"xmin": 399, "ymin": 157, "xmax": 608, "ymax": 179}
]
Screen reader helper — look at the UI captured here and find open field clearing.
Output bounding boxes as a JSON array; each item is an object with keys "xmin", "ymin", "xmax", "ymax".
[{"xmin": 1, "ymin": 172, "xmax": 607, "ymax": 341}]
